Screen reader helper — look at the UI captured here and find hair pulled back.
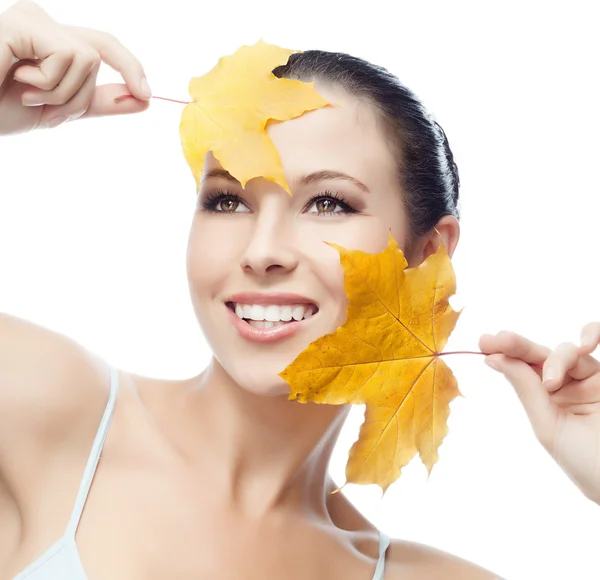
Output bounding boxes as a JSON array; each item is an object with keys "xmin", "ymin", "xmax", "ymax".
[{"xmin": 273, "ymin": 51, "xmax": 460, "ymax": 239}]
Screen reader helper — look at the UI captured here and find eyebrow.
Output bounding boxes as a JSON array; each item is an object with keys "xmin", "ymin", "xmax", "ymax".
[
  {"xmin": 201, "ymin": 168, "xmax": 240, "ymax": 184},
  {"xmin": 299, "ymin": 170, "xmax": 370, "ymax": 193},
  {"xmin": 200, "ymin": 168, "xmax": 370, "ymax": 193}
]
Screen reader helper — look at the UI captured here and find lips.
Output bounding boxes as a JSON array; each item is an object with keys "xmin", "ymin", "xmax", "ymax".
[{"xmin": 224, "ymin": 292, "xmax": 319, "ymax": 343}]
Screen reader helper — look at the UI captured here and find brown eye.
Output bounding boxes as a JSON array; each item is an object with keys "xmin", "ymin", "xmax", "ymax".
[
  {"xmin": 305, "ymin": 193, "xmax": 356, "ymax": 217},
  {"xmin": 315, "ymin": 199, "xmax": 336, "ymax": 213},
  {"xmin": 200, "ymin": 192, "xmax": 251, "ymax": 214},
  {"xmin": 219, "ymin": 198, "xmax": 239, "ymax": 212}
]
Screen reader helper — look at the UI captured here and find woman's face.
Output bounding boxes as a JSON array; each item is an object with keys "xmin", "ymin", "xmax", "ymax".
[{"xmin": 186, "ymin": 82, "xmax": 413, "ymax": 396}]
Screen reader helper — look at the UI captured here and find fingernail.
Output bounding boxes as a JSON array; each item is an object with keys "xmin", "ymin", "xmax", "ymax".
[
  {"xmin": 484, "ymin": 358, "xmax": 500, "ymax": 371},
  {"xmin": 542, "ymin": 367, "xmax": 556, "ymax": 384},
  {"xmin": 46, "ymin": 116, "xmax": 70, "ymax": 129},
  {"xmin": 22, "ymin": 95, "xmax": 45, "ymax": 106},
  {"xmin": 581, "ymin": 330, "xmax": 593, "ymax": 347},
  {"xmin": 140, "ymin": 77, "xmax": 152, "ymax": 99}
]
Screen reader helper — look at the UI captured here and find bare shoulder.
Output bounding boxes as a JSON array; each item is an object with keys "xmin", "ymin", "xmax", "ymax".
[
  {"xmin": 385, "ymin": 538, "xmax": 503, "ymax": 580},
  {"xmin": 0, "ymin": 312, "xmax": 113, "ymax": 484}
]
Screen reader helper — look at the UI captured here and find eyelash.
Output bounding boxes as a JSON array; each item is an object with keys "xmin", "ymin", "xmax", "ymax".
[{"xmin": 199, "ymin": 189, "xmax": 358, "ymax": 216}]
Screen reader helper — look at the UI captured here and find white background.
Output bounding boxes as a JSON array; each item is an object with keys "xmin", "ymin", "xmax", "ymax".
[{"xmin": 1, "ymin": 0, "xmax": 599, "ymax": 578}]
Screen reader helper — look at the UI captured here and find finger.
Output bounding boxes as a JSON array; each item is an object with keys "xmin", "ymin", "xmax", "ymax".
[
  {"xmin": 543, "ymin": 342, "xmax": 600, "ymax": 392},
  {"xmin": 13, "ymin": 50, "xmax": 73, "ymax": 93},
  {"xmin": 478, "ymin": 334, "xmax": 499, "ymax": 353},
  {"xmin": 580, "ymin": 322, "xmax": 600, "ymax": 355},
  {"xmin": 38, "ymin": 61, "xmax": 100, "ymax": 125},
  {"xmin": 485, "ymin": 354, "xmax": 558, "ymax": 449},
  {"xmin": 68, "ymin": 26, "xmax": 151, "ymax": 101},
  {"xmin": 12, "ymin": 22, "xmax": 80, "ymax": 90},
  {"xmin": 20, "ymin": 49, "xmax": 100, "ymax": 106},
  {"xmin": 551, "ymin": 375, "xmax": 600, "ymax": 407},
  {"xmin": 0, "ymin": 41, "xmax": 18, "ymax": 92},
  {"xmin": 79, "ymin": 83, "xmax": 150, "ymax": 119},
  {"xmin": 479, "ymin": 331, "xmax": 550, "ymax": 365}
]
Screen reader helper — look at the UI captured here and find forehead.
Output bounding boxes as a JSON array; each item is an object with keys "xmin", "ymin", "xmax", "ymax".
[
  {"xmin": 266, "ymin": 81, "xmax": 397, "ymax": 187},
  {"xmin": 202, "ymin": 82, "xmax": 399, "ymax": 192}
]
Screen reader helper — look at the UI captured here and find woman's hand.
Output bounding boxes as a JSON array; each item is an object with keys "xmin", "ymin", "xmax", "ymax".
[
  {"xmin": 479, "ymin": 323, "xmax": 600, "ymax": 506},
  {"xmin": 0, "ymin": 0, "xmax": 151, "ymax": 136}
]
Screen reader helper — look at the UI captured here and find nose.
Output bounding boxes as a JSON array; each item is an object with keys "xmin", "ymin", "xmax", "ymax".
[{"xmin": 240, "ymin": 202, "xmax": 299, "ymax": 277}]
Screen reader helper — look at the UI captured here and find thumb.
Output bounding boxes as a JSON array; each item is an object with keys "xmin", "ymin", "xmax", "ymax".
[
  {"xmin": 486, "ymin": 354, "xmax": 558, "ymax": 445},
  {"xmin": 81, "ymin": 83, "xmax": 151, "ymax": 119}
]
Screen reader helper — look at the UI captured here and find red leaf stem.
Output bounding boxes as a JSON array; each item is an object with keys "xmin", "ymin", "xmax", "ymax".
[
  {"xmin": 114, "ymin": 94, "xmax": 192, "ymax": 105},
  {"xmin": 439, "ymin": 350, "xmax": 543, "ymax": 370}
]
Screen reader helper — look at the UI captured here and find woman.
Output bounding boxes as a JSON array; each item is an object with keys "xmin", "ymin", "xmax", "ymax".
[{"xmin": 1, "ymin": 1, "xmax": 598, "ymax": 579}]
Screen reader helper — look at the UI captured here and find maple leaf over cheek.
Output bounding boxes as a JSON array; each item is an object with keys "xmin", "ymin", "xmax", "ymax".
[
  {"xmin": 279, "ymin": 234, "xmax": 462, "ymax": 492},
  {"xmin": 179, "ymin": 40, "xmax": 329, "ymax": 193}
]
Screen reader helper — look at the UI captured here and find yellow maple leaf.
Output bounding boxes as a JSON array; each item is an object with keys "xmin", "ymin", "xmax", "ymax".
[
  {"xmin": 179, "ymin": 40, "xmax": 329, "ymax": 193},
  {"xmin": 279, "ymin": 233, "xmax": 462, "ymax": 492}
]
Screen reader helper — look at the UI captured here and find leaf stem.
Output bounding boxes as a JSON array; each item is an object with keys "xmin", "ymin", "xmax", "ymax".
[
  {"xmin": 438, "ymin": 350, "xmax": 485, "ymax": 358},
  {"xmin": 439, "ymin": 350, "xmax": 543, "ymax": 370},
  {"xmin": 114, "ymin": 94, "xmax": 192, "ymax": 105}
]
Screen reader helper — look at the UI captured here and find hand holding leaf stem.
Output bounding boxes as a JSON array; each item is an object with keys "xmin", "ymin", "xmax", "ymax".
[
  {"xmin": 0, "ymin": 0, "xmax": 151, "ymax": 135},
  {"xmin": 480, "ymin": 323, "xmax": 600, "ymax": 506}
]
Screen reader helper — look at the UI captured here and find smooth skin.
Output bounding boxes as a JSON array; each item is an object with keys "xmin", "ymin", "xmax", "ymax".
[
  {"xmin": 480, "ymin": 322, "xmax": 600, "ymax": 507},
  {"xmin": 0, "ymin": 0, "xmax": 150, "ymax": 134},
  {"xmin": 0, "ymin": 1, "xmax": 597, "ymax": 579}
]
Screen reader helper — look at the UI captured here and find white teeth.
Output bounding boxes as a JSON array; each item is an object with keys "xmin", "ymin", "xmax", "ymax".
[
  {"xmin": 264, "ymin": 305, "xmax": 280, "ymax": 322},
  {"xmin": 280, "ymin": 305, "xmax": 292, "ymax": 321},
  {"xmin": 249, "ymin": 305, "xmax": 265, "ymax": 321},
  {"xmin": 247, "ymin": 320, "xmax": 287, "ymax": 329},
  {"xmin": 232, "ymin": 303, "xmax": 316, "ymax": 323}
]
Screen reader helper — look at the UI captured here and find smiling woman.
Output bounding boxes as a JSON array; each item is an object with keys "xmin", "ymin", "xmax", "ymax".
[
  {"xmin": 185, "ymin": 57, "xmax": 461, "ymax": 407},
  {"xmin": 5, "ymin": 2, "xmax": 599, "ymax": 580},
  {"xmin": 0, "ymin": 3, "xmax": 480, "ymax": 579}
]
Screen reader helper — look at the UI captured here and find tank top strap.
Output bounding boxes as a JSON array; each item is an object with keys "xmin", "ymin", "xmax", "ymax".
[
  {"xmin": 372, "ymin": 531, "xmax": 391, "ymax": 580},
  {"xmin": 65, "ymin": 365, "xmax": 120, "ymax": 539}
]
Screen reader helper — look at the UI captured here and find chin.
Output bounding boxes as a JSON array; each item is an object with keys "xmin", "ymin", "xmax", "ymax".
[
  {"xmin": 214, "ymin": 352, "xmax": 295, "ymax": 398},
  {"xmin": 223, "ymin": 361, "xmax": 290, "ymax": 399},
  {"xmin": 236, "ymin": 374, "xmax": 291, "ymax": 397}
]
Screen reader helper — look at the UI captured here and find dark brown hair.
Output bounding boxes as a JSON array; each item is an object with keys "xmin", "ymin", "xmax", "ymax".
[{"xmin": 273, "ymin": 51, "xmax": 460, "ymax": 238}]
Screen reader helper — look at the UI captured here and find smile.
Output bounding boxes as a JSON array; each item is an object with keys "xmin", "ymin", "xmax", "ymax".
[
  {"xmin": 229, "ymin": 302, "xmax": 318, "ymax": 328},
  {"xmin": 224, "ymin": 294, "xmax": 320, "ymax": 343}
]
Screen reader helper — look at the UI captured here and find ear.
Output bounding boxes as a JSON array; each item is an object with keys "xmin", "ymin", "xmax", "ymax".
[{"xmin": 408, "ymin": 215, "xmax": 460, "ymax": 266}]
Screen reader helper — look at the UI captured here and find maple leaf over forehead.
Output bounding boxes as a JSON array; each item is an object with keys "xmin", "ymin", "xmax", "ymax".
[
  {"xmin": 179, "ymin": 40, "xmax": 329, "ymax": 193},
  {"xmin": 279, "ymin": 233, "xmax": 462, "ymax": 492}
]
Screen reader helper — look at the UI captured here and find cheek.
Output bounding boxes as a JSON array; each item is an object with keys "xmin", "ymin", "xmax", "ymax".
[
  {"xmin": 186, "ymin": 218, "xmax": 246, "ymax": 296},
  {"xmin": 302, "ymin": 214, "xmax": 407, "ymax": 327},
  {"xmin": 304, "ymin": 222, "xmax": 387, "ymax": 325},
  {"xmin": 300, "ymin": 216, "xmax": 396, "ymax": 259}
]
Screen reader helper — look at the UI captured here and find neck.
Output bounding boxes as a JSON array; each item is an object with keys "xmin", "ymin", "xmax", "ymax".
[{"xmin": 171, "ymin": 358, "xmax": 349, "ymax": 518}]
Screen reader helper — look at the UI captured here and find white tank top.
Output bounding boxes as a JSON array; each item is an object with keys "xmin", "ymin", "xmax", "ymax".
[{"xmin": 12, "ymin": 366, "xmax": 390, "ymax": 579}]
